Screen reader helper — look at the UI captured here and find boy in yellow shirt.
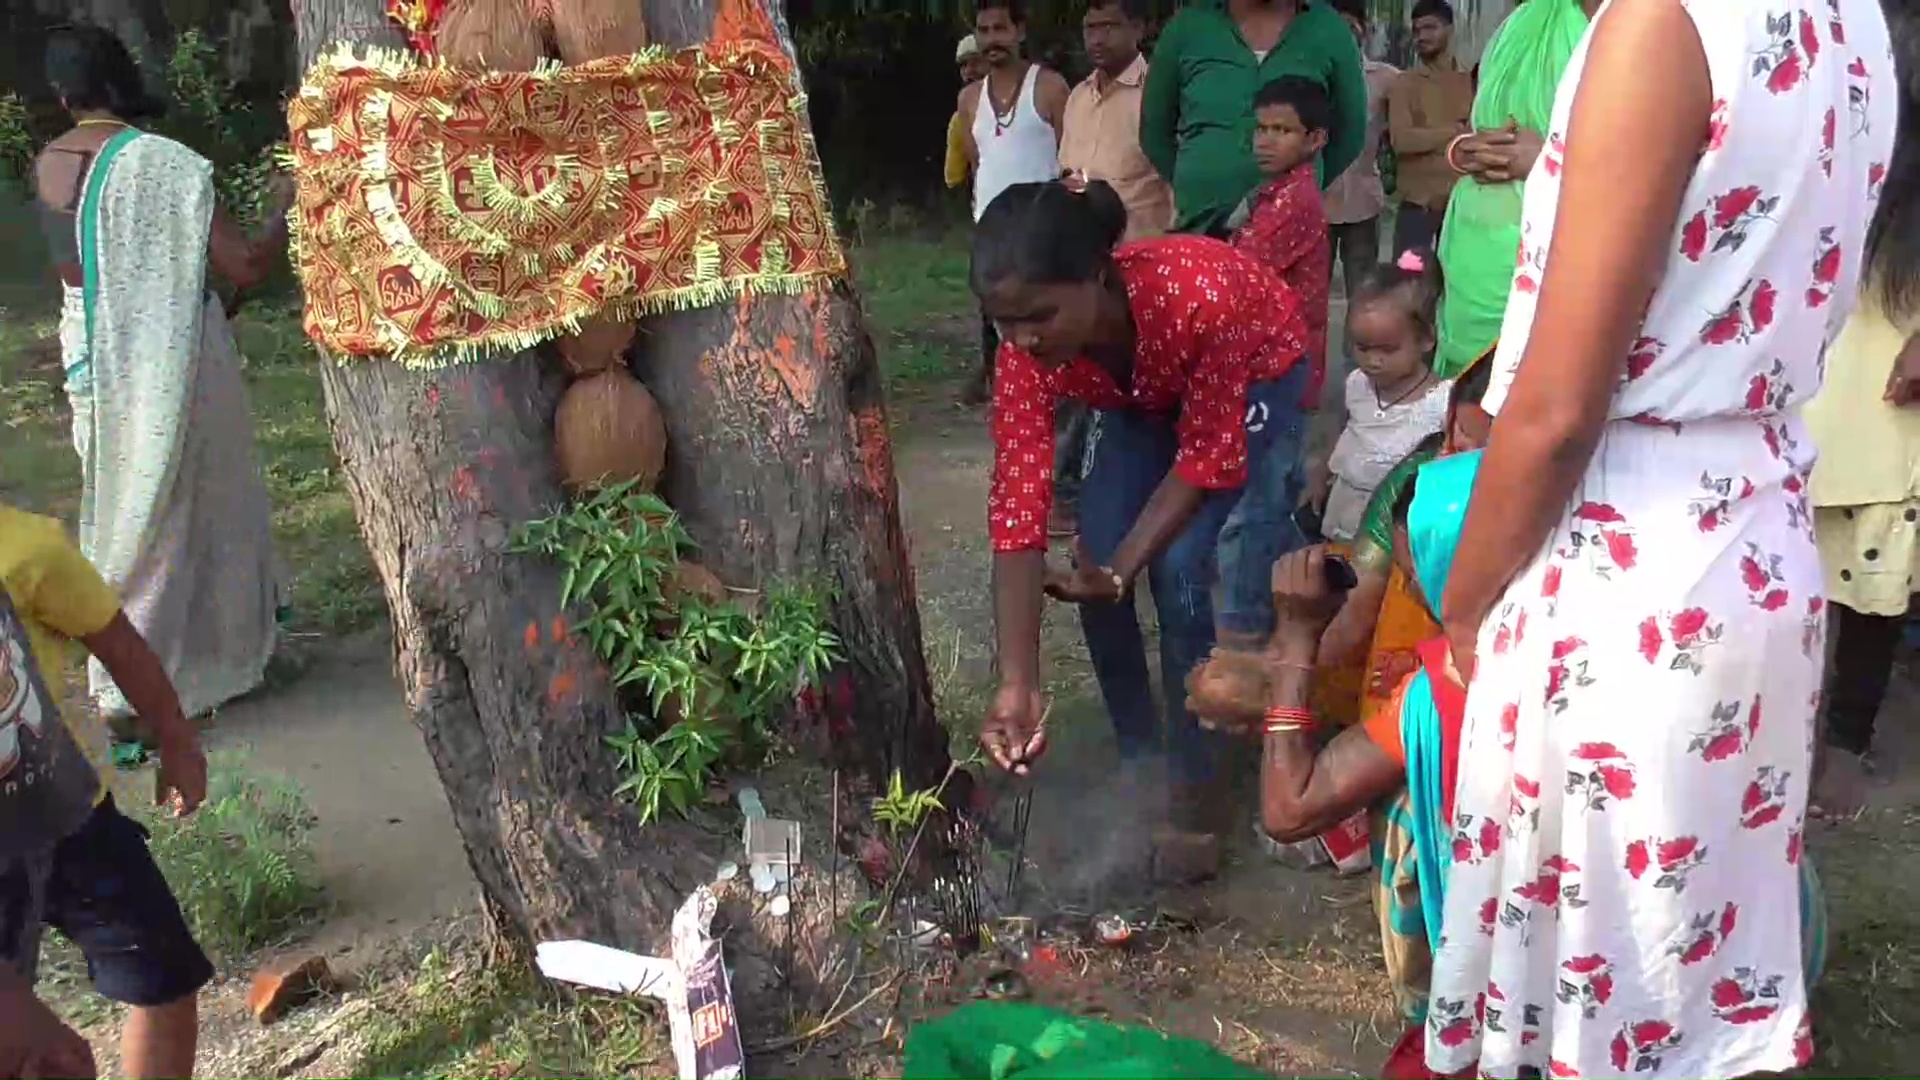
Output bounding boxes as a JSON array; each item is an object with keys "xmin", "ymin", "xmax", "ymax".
[{"xmin": 0, "ymin": 504, "xmax": 210, "ymax": 1080}]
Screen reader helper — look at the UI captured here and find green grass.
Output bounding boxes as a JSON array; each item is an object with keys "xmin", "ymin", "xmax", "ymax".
[
  {"xmin": 342, "ymin": 946, "xmax": 670, "ymax": 1079},
  {"xmin": 854, "ymin": 228, "xmax": 978, "ymax": 393}
]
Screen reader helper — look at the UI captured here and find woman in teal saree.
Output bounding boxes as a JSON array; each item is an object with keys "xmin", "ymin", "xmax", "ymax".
[
  {"xmin": 38, "ymin": 26, "xmax": 291, "ymax": 731},
  {"xmin": 1197, "ymin": 450, "xmax": 1828, "ymax": 1075}
]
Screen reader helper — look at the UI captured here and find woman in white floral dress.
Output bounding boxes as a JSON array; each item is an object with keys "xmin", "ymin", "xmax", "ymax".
[{"xmin": 1425, "ymin": 2, "xmax": 1893, "ymax": 1078}]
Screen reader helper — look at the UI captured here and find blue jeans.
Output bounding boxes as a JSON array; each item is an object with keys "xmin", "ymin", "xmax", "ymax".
[{"xmin": 1074, "ymin": 366, "xmax": 1309, "ymax": 784}]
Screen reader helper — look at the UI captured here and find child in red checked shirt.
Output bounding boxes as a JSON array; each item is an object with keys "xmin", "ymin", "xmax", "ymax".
[
  {"xmin": 1229, "ymin": 76, "xmax": 1335, "ymax": 405},
  {"xmin": 968, "ymin": 178, "xmax": 1314, "ymax": 882}
]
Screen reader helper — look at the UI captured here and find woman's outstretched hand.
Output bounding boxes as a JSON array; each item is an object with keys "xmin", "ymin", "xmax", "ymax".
[
  {"xmin": 982, "ymin": 683, "xmax": 1048, "ymax": 775},
  {"xmin": 1043, "ymin": 538, "xmax": 1125, "ymax": 604}
]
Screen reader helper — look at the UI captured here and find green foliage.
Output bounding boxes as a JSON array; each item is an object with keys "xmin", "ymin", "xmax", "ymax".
[
  {"xmin": 0, "ymin": 95, "xmax": 32, "ymax": 194},
  {"xmin": 136, "ymin": 756, "xmax": 325, "ymax": 957},
  {"xmin": 155, "ymin": 30, "xmax": 283, "ymax": 226},
  {"xmin": 513, "ymin": 482, "xmax": 842, "ymax": 824},
  {"xmin": 871, "ymin": 768, "xmax": 944, "ymax": 837}
]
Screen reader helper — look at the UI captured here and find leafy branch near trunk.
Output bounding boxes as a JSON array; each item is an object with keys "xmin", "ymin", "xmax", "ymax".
[{"xmin": 512, "ymin": 481, "xmax": 841, "ymax": 823}]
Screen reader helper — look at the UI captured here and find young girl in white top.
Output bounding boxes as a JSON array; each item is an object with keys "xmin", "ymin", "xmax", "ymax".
[{"xmin": 1306, "ymin": 251, "xmax": 1451, "ymax": 542}]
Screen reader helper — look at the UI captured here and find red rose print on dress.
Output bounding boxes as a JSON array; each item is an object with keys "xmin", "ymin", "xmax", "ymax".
[
  {"xmin": 1681, "ymin": 185, "xmax": 1779, "ymax": 262},
  {"xmin": 1741, "ymin": 542, "xmax": 1792, "ymax": 611},
  {"xmin": 1741, "ymin": 765, "xmax": 1793, "ymax": 829},
  {"xmin": 1711, "ymin": 967, "xmax": 1787, "ymax": 1025},
  {"xmin": 1803, "ymin": 596, "xmax": 1827, "ymax": 658},
  {"xmin": 1850, "ymin": 55, "xmax": 1874, "ymax": 134},
  {"xmin": 1626, "ymin": 833, "xmax": 1709, "ymax": 893},
  {"xmin": 1515, "ymin": 236, "xmax": 1545, "ymax": 294},
  {"xmin": 1669, "ymin": 901, "xmax": 1740, "ymax": 966},
  {"xmin": 1795, "ymin": 1015, "xmax": 1815, "ymax": 1066},
  {"xmin": 1871, "ymin": 161, "xmax": 1888, "ymax": 199},
  {"xmin": 1689, "ymin": 471, "xmax": 1752, "ymax": 533},
  {"xmin": 1546, "ymin": 636, "xmax": 1597, "ymax": 713},
  {"xmin": 1829, "ymin": 0, "xmax": 1846, "ymax": 42},
  {"xmin": 1702, "ymin": 279, "xmax": 1778, "ymax": 346},
  {"xmin": 1509, "ymin": 771, "xmax": 1542, "ymax": 830},
  {"xmin": 1565, "ymin": 741, "xmax": 1636, "ymax": 811},
  {"xmin": 1451, "ymin": 811, "xmax": 1503, "ymax": 866},
  {"xmin": 1540, "ymin": 562, "xmax": 1564, "ymax": 616},
  {"xmin": 1476, "ymin": 895, "xmax": 1498, "ymax": 937},
  {"xmin": 1625, "ymin": 336, "xmax": 1664, "ymax": 382},
  {"xmin": 1540, "ymin": 133, "xmax": 1566, "ymax": 177},
  {"xmin": 1706, "ymin": 98, "xmax": 1730, "ymax": 152},
  {"xmin": 1427, "ymin": 995, "xmax": 1480, "ymax": 1050},
  {"xmin": 1557, "ymin": 954, "xmax": 1616, "ymax": 1019},
  {"xmin": 1787, "ymin": 827, "xmax": 1803, "ymax": 865},
  {"xmin": 1688, "ymin": 698, "xmax": 1759, "ymax": 763},
  {"xmin": 1504, "ymin": 855, "xmax": 1588, "ymax": 931},
  {"xmin": 1548, "ymin": 1061, "xmax": 1581, "ymax": 1079},
  {"xmin": 1808, "ymin": 226, "xmax": 1842, "ymax": 307},
  {"xmin": 1743, "ymin": 358, "xmax": 1796, "ymax": 415},
  {"xmin": 1643, "ymin": 606, "xmax": 1725, "ymax": 673},
  {"xmin": 1610, "ymin": 1019, "xmax": 1684, "ymax": 1074},
  {"xmin": 1819, "ymin": 107, "xmax": 1837, "ymax": 177},
  {"xmin": 1753, "ymin": 12, "xmax": 1808, "ymax": 93},
  {"xmin": 1563, "ymin": 503, "xmax": 1639, "ymax": 578}
]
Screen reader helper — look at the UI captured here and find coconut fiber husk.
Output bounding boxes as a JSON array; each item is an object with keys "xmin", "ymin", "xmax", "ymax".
[
  {"xmin": 554, "ymin": 368, "xmax": 667, "ymax": 490},
  {"xmin": 548, "ymin": 0, "xmax": 650, "ymax": 64},
  {"xmin": 554, "ymin": 313, "xmax": 636, "ymax": 376},
  {"xmin": 666, "ymin": 561, "xmax": 728, "ymax": 607},
  {"xmin": 291, "ymin": 8, "xmax": 843, "ymax": 364},
  {"xmin": 433, "ymin": 0, "xmax": 549, "ymax": 71}
]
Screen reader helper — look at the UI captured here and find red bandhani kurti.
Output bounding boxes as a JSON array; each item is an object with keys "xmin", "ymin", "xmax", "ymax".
[
  {"xmin": 1231, "ymin": 162, "xmax": 1332, "ymax": 403},
  {"xmin": 989, "ymin": 235, "xmax": 1308, "ymax": 553}
]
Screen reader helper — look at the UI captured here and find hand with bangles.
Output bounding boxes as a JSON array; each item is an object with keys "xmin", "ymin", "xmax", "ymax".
[
  {"xmin": 1190, "ymin": 545, "xmax": 1348, "ymax": 734},
  {"xmin": 1450, "ymin": 120, "xmax": 1548, "ymax": 184}
]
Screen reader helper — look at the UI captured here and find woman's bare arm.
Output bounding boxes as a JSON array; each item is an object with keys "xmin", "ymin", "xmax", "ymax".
[{"xmin": 1441, "ymin": 0, "xmax": 1710, "ymax": 661}]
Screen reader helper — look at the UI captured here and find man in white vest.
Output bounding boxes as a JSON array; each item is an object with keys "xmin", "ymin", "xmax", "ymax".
[{"xmin": 958, "ymin": 0, "xmax": 1069, "ymax": 406}]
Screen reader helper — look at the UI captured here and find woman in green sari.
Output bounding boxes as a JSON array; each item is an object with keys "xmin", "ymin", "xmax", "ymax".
[{"xmin": 1428, "ymin": 0, "xmax": 1596, "ymax": 378}]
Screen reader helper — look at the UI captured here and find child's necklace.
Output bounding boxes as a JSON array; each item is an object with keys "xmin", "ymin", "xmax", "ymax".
[{"xmin": 1374, "ymin": 371, "xmax": 1436, "ymax": 418}]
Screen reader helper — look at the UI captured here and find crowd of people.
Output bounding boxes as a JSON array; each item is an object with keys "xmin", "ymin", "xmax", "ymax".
[{"xmin": 960, "ymin": 0, "xmax": 1910, "ymax": 1077}]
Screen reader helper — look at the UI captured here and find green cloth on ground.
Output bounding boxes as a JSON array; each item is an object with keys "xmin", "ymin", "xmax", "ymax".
[
  {"xmin": 1141, "ymin": 0, "xmax": 1368, "ymax": 235},
  {"xmin": 1429, "ymin": 0, "xmax": 1590, "ymax": 377},
  {"xmin": 904, "ymin": 1002, "xmax": 1268, "ymax": 1080}
]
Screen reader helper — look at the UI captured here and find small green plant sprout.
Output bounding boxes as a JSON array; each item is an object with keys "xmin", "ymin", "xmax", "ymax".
[
  {"xmin": 871, "ymin": 768, "xmax": 945, "ymax": 837},
  {"xmin": 513, "ymin": 481, "xmax": 842, "ymax": 824}
]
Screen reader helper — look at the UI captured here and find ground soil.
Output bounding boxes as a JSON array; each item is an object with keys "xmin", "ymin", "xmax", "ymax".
[{"xmin": 108, "ymin": 386, "xmax": 1919, "ymax": 1079}]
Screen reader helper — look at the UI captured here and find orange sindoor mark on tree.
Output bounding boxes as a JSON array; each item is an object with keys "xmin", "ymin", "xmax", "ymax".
[
  {"xmin": 549, "ymin": 616, "xmax": 568, "ymax": 644},
  {"xmin": 709, "ymin": 0, "xmax": 779, "ymax": 51},
  {"xmin": 524, "ymin": 620, "xmax": 542, "ymax": 650},
  {"xmin": 451, "ymin": 466, "xmax": 480, "ymax": 504},
  {"xmin": 547, "ymin": 665, "xmax": 580, "ymax": 706},
  {"xmin": 766, "ymin": 330, "xmax": 819, "ymax": 411}
]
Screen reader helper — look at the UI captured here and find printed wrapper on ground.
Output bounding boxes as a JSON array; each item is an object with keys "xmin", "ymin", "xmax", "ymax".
[{"xmin": 285, "ymin": 40, "xmax": 846, "ymax": 364}]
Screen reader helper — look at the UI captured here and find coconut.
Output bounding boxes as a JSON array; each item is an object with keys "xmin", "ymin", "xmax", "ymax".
[
  {"xmin": 553, "ymin": 368, "xmax": 666, "ymax": 490},
  {"xmin": 548, "ymin": 0, "xmax": 650, "ymax": 64},
  {"xmin": 434, "ymin": 0, "xmax": 549, "ymax": 71},
  {"xmin": 554, "ymin": 314, "xmax": 636, "ymax": 377},
  {"xmin": 666, "ymin": 560, "xmax": 728, "ymax": 607}
]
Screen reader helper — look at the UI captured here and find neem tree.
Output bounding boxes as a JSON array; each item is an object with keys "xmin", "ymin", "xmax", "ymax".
[{"xmin": 289, "ymin": 0, "xmax": 946, "ymax": 951}]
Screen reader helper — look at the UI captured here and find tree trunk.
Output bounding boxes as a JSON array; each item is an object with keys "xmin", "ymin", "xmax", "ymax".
[{"xmin": 290, "ymin": 0, "xmax": 943, "ymax": 954}]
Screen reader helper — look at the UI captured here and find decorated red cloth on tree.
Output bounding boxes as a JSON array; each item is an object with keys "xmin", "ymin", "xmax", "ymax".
[{"xmin": 285, "ymin": 33, "xmax": 846, "ymax": 363}]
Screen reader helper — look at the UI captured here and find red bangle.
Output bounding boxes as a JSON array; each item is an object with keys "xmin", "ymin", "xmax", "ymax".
[{"xmin": 1263, "ymin": 706, "xmax": 1315, "ymax": 735}]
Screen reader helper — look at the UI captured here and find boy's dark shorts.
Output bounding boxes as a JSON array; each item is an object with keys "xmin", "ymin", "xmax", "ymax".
[{"xmin": 0, "ymin": 796, "xmax": 213, "ymax": 1006}]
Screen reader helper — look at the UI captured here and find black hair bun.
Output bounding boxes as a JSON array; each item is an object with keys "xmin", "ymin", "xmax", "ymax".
[{"xmin": 1076, "ymin": 179, "xmax": 1128, "ymax": 251}]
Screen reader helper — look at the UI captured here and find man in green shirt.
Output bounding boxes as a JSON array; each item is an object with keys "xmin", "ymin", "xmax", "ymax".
[{"xmin": 1142, "ymin": 0, "xmax": 1369, "ymax": 236}]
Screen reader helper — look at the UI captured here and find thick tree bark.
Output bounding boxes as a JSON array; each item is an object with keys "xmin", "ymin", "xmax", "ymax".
[{"xmin": 291, "ymin": 0, "xmax": 943, "ymax": 954}]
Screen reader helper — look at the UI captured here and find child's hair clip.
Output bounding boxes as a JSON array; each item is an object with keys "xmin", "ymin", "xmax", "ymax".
[{"xmin": 1396, "ymin": 250, "xmax": 1426, "ymax": 273}]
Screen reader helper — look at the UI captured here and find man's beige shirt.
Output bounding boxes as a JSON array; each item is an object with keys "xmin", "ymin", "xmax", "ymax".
[{"xmin": 1059, "ymin": 54, "xmax": 1173, "ymax": 241}]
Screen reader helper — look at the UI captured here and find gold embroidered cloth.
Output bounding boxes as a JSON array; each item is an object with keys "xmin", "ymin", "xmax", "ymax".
[{"xmin": 286, "ymin": 40, "xmax": 846, "ymax": 362}]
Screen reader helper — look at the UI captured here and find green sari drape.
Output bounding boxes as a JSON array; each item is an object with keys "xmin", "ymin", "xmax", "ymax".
[{"xmin": 1430, "ymin": 0, "xmax": 1591, "ymax": 378}]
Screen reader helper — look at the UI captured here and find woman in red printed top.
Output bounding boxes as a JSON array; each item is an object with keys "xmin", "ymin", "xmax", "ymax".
[{"xmin": 972, "ymin": 179, "xmax": 1312, "ymax": 874}]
